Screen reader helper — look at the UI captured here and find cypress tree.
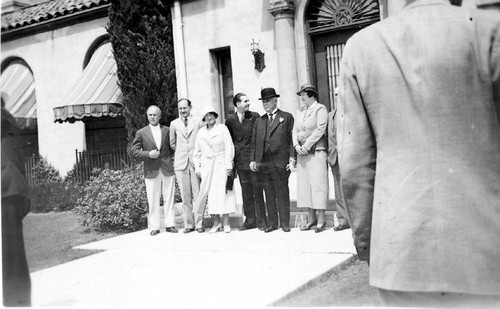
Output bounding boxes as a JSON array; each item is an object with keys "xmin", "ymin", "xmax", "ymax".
[{"xmin": 107, "ymin": 0, "xmax": 177, "ymax": 144}]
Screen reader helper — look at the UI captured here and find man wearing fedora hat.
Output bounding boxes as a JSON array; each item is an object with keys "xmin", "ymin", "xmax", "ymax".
[{"xmin": 250, "ymin": 87, "xmax": 295, "ymax": 232}]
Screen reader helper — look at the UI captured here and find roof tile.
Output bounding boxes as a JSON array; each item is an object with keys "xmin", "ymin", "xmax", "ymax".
[{"xmin": 1, "ymin": 0, "xmax": 110, "ymax": 32}]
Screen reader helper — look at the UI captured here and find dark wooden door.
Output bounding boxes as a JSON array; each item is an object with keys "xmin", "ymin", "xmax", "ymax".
[{"xmin": 312, "ymin": 29, "xmax": 358, "ymax": 110}]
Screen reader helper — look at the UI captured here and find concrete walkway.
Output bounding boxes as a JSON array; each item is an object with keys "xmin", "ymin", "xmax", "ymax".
[{"xmin": 31, "ymin": 227, "xmax": 356, "ymax": 308}]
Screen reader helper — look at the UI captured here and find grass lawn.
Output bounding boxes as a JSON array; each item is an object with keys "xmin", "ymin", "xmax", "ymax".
[
  {"xmin": 273, "ymin": 258, "xmax": 381, "ymax": 307},
  {"xmin": 23, "ymin": 211, "xmax": 119, "ymax": 272}
]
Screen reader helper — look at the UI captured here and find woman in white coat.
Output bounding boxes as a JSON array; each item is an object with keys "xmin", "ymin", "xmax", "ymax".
[
  {"xmin": 293, "ymin": 84, "xmax": 329, "ymax": 233},
  {"xmin": 193, "ymin": 106, "xmax": 236, "ymax": 233}
]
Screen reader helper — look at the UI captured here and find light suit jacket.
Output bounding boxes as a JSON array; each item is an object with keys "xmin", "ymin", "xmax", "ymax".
[
  {"xmin": 292, "ymin": 101, "xmax": 328, "ymax": 152},
  {"xmin": 338, "ymin": 0, "xmax": 500, "ymax": 295},
  {"xmin": 169, "ymin": 115, "xmax": 203, "ymax": 171},
  {"xmin": 327, "ymin": 109, "xmax": 338, "ymax": 166},
  {"xmin": 130, "ymin": 125, "xmax": 174, "ymax": 178}
]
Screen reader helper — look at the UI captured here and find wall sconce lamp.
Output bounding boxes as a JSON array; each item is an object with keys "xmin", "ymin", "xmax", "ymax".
[{"xmin": 251, "ymin": 39, "xmax": 265, "ymax": 72}]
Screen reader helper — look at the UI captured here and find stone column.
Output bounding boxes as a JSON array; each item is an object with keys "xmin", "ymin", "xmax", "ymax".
[
  {"xmin": 269, "ymin": 0, "xmax": 299, "ymax": 114},
  {"xmin": 171, "ymin": 0, "xmax": 188, "ymax": 99}
]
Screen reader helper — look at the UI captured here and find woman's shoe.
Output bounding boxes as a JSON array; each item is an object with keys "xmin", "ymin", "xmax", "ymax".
[
  {"xmin": 209, "ymin": 223, "xmax": 222, "ymax": 234},
  {"xmin": 300, "ymin": 219, "xmax": 317, "ymax": 231},
  {"xmin": 314, "ymin": 224, "xmax": 326, "ymax": 233},
  {"xmin": 224, "ymin": 225, "xmax": 231, "ymax": 233}
]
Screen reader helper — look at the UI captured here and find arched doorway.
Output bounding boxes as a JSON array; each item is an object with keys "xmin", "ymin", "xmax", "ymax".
[
  {"xmin": 1, "ymin": 57, "xmax": 39, "ymax": 158},
  {"xmin": 306, "ymin": 0, "xmax": 381, "ymax": 109}
]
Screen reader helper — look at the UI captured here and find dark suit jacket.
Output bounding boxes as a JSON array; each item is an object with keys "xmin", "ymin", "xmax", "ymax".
[
  {"xmin": 250, "ymin": 109, "xmax": 295, "ymax": 170},
  {"xmin": 225, "ymin": 111, "xmax": 260, "ymax": 171},
  {"xmin": 131, "ymin": 125, "xmax": 175, "ymax": 178}
]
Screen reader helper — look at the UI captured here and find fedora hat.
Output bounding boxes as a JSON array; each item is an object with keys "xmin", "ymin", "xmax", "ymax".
[
  {"xmin": 296, "ymin": 83, "xmax": 318, "ymax": 96},
  {"xmin": 258, "ymin": 88, "xmax": 280, "ymax": 100},
  {"xmin": 201, "ymin": 105, "xmax": 218, "ymax": 119}
]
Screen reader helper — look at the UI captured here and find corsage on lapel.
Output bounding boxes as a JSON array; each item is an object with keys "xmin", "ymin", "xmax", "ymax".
[{"xmin": 279, "ymin": 117, "xmax": 284, "ymax": 123}]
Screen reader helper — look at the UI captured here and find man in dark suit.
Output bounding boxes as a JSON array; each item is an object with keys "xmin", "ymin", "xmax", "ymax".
[
  {"xmin": 225, "ymin": 93, "xmax": 266, "ymax": 231},
  {"xmin": 131, "ymin": 105, "xmax": 177, "ymax": 236},
  {"xmin": 2, "ymin": 107, "xmax": 31, "ymax": 307},
  {"xmin": 250, "ymin": 88, "xmax": 295, "ymax": 233}
]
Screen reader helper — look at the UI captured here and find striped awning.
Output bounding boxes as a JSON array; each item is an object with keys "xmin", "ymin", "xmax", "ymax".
[
  {"xmin": 1, "ymin": 61, "xmax": 37, "ymax": 129},
  {"xmin": 53, "ymin": 42, "xmax": 123, "ymax": 123}
]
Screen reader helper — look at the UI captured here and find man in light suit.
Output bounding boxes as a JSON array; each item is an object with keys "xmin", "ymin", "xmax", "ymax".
[
  {"xmin": 170, "ymin": 98, "xmax": 204, "ymax": 233},
  {"xmin": 338, "ymin": 0, "xmax": 500, "ymax": 307},
  {"xmin": 225, "ymin": 93, "xmax": 266, "ymax": 231},
  {"xmin": 131, "ymin": 105, "xmax": 176, "ymax": 236},
  {"xmin": 250, "ymin": 88, "xmax": 295, "ymax": 233},
  {"xmin": 327, "ymin": 87, "xmax": 350, "ymax": 231}
]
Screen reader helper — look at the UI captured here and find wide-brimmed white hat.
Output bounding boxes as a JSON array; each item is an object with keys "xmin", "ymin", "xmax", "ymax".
[{"xmin": 201, "ymin": 105, "xmax": 218, "ymax": 119}]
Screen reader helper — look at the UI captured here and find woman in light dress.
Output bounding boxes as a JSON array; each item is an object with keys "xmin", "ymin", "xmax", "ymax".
[
  {"xmin": 193, "ymin": 106, "xmax": 236, "ymax": 233},
  {"xmin": 292, "ymin": 84, "xmax": 329, "ymax": 233}
]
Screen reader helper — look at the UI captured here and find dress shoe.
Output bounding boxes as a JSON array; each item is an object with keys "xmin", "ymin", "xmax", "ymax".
[
  {"xmin": 300, "ymin": 219, "xmax": 317, "ymax": 231},
  {"xmin": 150, "ymin": 230, "xmax": 160, "ymax": 236},
  {"xmin": 183, "ymin": 227, "xmax": 195, "ymax": 234},
  {"xmin": 196, "ymin": 228, "xmax": 205, "ymax": 233},
  {"xmin": 314, "ymin": 224, "xmax": 326, "ymax": 233},
  {"xmin": 282, "ymin": 226, "xmax": 291, "ymax": 232},
  {"xmin": 258, "ymin": 225, "xmax": 267, "ymax": 231},
  {"xmin": 239, "ymin": 224, "xmax": 257, "ymax": 231},
  {"xmin": 224, "ymin": 225, "xmax": 231, "ymax": 233},
  {"xmin": 264, "ymin": 226, "xmax": 278, "ymax": 233},
  {"xmin": 165, "ymin": 227, "xmax": 178, "ymax": 233},
  {"xmin": 333, "ymin": 224, "xmax": 350, "ymax": 231},
  {"xmin": 209, "ymin": 223, "xmax": 222, "ymax": 234}
]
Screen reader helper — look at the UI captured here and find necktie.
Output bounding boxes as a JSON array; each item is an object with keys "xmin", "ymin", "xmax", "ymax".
[
  {"xmin": 184, "ymin": 117, "xmax": 188, "ymax": 127},
  {"xmin": 268, "ymin": 113, "xmax": 274, "ymax": 126}
]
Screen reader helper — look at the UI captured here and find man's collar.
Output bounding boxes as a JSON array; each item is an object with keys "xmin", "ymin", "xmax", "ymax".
[
  {"xmin": 268, "ymin": 108, "xmax": 278, "ymax": 115},
  {"xmin": 149, "ymin": 123, "xmax": 160, "ymax": 129}
]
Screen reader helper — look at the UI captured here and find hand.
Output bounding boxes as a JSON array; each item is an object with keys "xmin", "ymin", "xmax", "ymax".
[
  {"xmin": 286, "ymin": 158, "xmax": 296, "ymax": 171},
  {"xmin": 148, "ymin": 149, "xmax": 160, "ymax": 159},
  {"xmin": 249, "ymin": 161, "xmax": 258, "ymax": 172},
  {"xmin": 226, "ymin": 169, "xmax": 233, "ymax": 176},
  {"xmin": 295, "ymin": 145, "xmax": 307, "ymax": 156}
]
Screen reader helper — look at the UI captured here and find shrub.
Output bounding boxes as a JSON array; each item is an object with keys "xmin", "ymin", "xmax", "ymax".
[
  {"xmin": 74, "ymin": 164, "xmax": 147, "ymax": 232},
  {"xmin": 29, "ymin": 158, "xmax": 76, "ymax": 212}
]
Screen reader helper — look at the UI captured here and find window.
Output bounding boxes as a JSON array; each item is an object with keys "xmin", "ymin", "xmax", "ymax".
[{"xmin": 211, "ymin": 48, "xmax": 233, "ymax": 122}]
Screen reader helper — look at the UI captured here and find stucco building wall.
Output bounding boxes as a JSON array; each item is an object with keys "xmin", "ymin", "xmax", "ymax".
[{"xmin": 1, "ymin": 17, "xmax": 109, "ymax": 175}]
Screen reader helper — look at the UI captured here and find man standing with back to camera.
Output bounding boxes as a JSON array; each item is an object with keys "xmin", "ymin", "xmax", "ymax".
[
  {"xmin": 225, "ymin": 93, "xmax": 266, "ymax": 231},
  {"xmin": 338, "ymin": 0, "xmax": 500, "ymax": 307}
]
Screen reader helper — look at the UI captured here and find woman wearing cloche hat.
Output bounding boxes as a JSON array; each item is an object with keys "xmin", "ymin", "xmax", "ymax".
[
  {"xmin": 192, "ymin": 106, "xmax": 237, "ymax": 233},
  {"xmin": 293, "ymin": 83, "xmax": 329, "ymax": 232}
]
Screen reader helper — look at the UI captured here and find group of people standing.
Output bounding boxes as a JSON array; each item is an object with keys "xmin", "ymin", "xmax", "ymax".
[{"xmin": 131, "ymin": 85, "xmax": 350, "ymax": 236}]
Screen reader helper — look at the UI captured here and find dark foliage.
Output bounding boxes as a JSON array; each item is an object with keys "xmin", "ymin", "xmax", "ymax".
[
  {"xmin": 74, "ymin": 163, "xmax": 182, "ymax": 232},
  {"xmin": 29, "ymin": 158, "xmax": 77, "ymax": 212},
  {"xmin": 107, "ymin": 0, "xmax": 178, "ymax": 144}
]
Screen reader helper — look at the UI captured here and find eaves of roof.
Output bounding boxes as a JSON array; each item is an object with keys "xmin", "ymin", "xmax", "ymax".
[{"xmin": 1, "ymin": 0, "xmax": 111, "ymax": 40}]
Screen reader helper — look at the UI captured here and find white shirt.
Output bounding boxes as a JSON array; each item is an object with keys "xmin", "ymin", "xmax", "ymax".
[
  {"xmin": 149, "ymin": 124, "xmax": 162, "ymax": 149},
  {"xmin": 236, "ymin": 111, "xmax": 244, "ymax": 123}
]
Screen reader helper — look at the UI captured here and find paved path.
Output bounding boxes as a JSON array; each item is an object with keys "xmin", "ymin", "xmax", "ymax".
[{"xmin": 31, "ymin": 227, "xmax": 356, "ymax": 308}]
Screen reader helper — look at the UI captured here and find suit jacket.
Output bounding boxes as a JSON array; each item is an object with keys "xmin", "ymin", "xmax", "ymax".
[
  {"xmin": 225, "ymin": 111, "xmax": 260, "ymax": 171},
  {"xmin": 338, "ymin": 0, "xmax": 500, "ymax": 294},
  {"xmin": 169, "ymin": 115, "xmax": 203, "ymax": 171},
  {"xmin": 131, "ymin": 125, "xmax": 174, "ymax": 178},
  {"xmin": 250, "ymin": 109, "xmax": 295, "ymax": 170},
  {"xmin": 292, "ymin": 101, "xmax": 328, "ymax": 152},
  {"xmin": 327, "ymin": 109, "xmax": 338, "ymax": 166}
]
